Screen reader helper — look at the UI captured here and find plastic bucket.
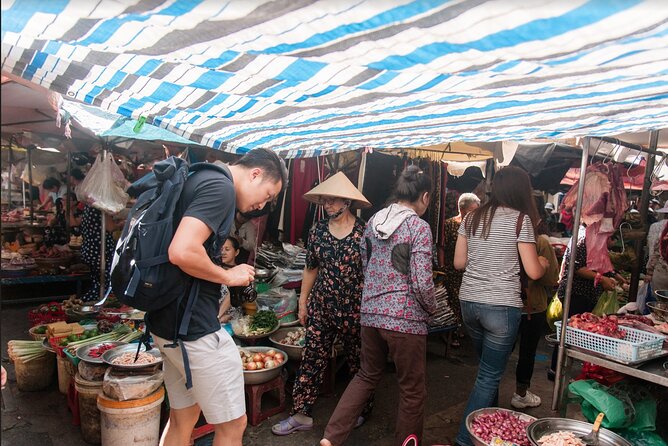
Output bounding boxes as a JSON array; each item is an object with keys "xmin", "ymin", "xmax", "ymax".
[
  {"xmin": 57, "ymin": 354, "xmax": 76, "ymax": 394},
  {"xmin": 97, "ymin": 387, "xmax": 165, "ymax": 446},
  {"xmin": 75, "ymin": 373, "xmax": 103, "ymax": 444},
  {"xmin": 14, "ymin": 352, "xmax": 55, "ymax": 391}
]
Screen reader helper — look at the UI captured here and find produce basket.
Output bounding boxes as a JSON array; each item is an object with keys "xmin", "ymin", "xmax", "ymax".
[{"xmin": 555, "ymin": 320, "xmax": 664, "ymax": 363}]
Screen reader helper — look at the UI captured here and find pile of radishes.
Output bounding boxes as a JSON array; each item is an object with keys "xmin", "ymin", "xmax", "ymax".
[
  {"xmin": 239, "ymin": 349, "xmax": 285, "ymax": 371},
  {"xmin": 470, "ymin": 410, "xmax": 532, "ymax": 446}
]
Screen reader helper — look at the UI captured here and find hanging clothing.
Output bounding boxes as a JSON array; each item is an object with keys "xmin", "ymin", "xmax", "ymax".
[
  {"xmin": 80, "ymin": 206, "xmax": 115, "ymax": 301},
  {"xmin": 289, "ymin": 158, "xmax": 321, "ymax": 244}
]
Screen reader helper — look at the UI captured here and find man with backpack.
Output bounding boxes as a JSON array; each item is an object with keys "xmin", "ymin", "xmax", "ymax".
[{"xmin": 133, "ymin": 149, "xmax": 287, "ymax": 446}]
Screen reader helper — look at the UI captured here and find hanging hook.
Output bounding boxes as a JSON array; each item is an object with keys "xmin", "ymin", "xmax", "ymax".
[
  {"xmin": 618, "ymin": 222, "xmax": 632, "ymax": 254},
  {"xmin": 627, "ymin": 151, "xmax": 643, "ymax": 178},
  {"xmin": 589, "ymin": 138, "xmax": 604, "ymax": 165}
]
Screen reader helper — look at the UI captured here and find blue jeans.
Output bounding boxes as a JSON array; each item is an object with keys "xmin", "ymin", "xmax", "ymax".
[{"xmin": 455, "ymin": 301, "xmax": 522, "ymax": 446}]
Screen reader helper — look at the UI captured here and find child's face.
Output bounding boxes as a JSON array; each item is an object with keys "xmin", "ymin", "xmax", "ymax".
[{"xmin": 221, "ymin": 240, "xmax": 239, "ymax": 265}]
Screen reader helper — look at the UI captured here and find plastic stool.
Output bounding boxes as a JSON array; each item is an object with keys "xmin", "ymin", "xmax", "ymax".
[
  {"xmin": 244, "ymin": 374, "xmax": 286, "ymax": 426},
  {"xmin": 188, "ymin": 412, "xmax": 214, "ymax": 445}
]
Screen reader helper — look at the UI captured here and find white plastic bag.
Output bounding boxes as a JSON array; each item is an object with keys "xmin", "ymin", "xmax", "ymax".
[
  {"xmin": 76, "ymin": 153, "xmax": 129, "ymax": 213},
  {"xmin": 636, "ymin": 281, "xmax": 653, "ymax": 315}
]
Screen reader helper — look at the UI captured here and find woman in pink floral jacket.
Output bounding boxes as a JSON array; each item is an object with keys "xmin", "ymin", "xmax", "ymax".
[{"xmin": 321, "ymin": 166, "xmax": 437, "ymax": 446}]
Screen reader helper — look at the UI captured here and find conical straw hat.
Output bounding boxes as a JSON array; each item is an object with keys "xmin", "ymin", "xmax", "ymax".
[{"xmin": 303, "ymin": 172, "xmax": 371, "ymax": 209}]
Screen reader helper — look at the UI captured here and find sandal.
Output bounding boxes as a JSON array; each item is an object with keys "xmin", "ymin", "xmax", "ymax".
[
  {"xmin": 271, "ymin": 416, "xmax": 313, "ymax": 436},
  {"xmin": 354, "ymin": 415, "xmax": 366, "ymax": 429}
]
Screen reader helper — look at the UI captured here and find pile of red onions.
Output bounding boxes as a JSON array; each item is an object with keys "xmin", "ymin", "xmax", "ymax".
[{"xmin": 470, "ymin": 410, "xmax": 531, "ymax": 446}]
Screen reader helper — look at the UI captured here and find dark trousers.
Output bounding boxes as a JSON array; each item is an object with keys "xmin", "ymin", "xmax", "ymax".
[
  {"xmin": 516, "ymin": 311, "xmax": 546, "ymax": 387},
  {"xmin": 324, "ymin": 327, "xmax": 427, "ymax": 446}
]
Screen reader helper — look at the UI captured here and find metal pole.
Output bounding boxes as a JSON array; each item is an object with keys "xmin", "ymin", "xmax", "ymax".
[
  {"xmin": 66, "ymin": 150, "xmax": 72, "ymax": 233},
  {"xmin": 100, "ymin": 208, "xmax": 106, "ymax": 301},
  {"xmin": 99, "ymin": 149, "xmax": 107, "ymax": 302},
  {"xmin": 7, "ymin": 136, "xmax": 14, "ymax": 210},
  {"xmin": 27, "ymin": 145, "xmax": 34, "ymax": 223},
  {"xmin": 551, "ymin": 137, "xmax": 590, "ymax": 411},
  {"xmin": 628, "ymin": 129, "xmax": 659, "ymax": 301}
]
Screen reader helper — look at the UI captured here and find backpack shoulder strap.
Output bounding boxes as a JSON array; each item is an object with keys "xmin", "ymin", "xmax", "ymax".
[
  {"xmin": 516, "ymin": 212, "xmax": 525, "ymax": 238},
  {"xmin": 188, "ymin": 162, "xmax": 232, "ymax": 180}
]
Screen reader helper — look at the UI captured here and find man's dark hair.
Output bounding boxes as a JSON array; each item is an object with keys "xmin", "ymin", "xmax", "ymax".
[
  {"xmin": 42, "ymin": 177, "xmax": 61, "ymax": 190},
  {"xmin": 233, "ymin": 148, "xmax": 288, "ymax": 190},
  {"xmin": 70, "ymin": 168, "xmax": 85, "ymax": 181}
]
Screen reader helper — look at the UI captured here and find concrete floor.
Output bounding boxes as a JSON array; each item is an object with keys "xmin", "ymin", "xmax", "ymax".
[{"xmin": 2, "ymin": 303, "xmax": 579, "ymax": 446}]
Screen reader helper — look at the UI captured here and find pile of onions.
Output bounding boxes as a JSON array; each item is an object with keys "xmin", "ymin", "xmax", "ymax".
[{"xmin": 470, "ymin": 410, "xmax": 531, "ymax": 446}]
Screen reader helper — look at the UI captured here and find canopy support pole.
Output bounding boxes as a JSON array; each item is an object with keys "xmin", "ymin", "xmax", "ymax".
[
  {"xmin": 99, "ymin": 148, "xmax": 107, "ymax": 302},
  {"xmin": 27, "ymin": 144, "xmax": 34, "ymax": 223},
  {"xmin": 628, "ymin": 129, "xmax": 659, "ymax": 301},
  {"xmin": 66, "ymin": 150, "xmax": 72, "ymax": 233},
  {"xmin": 551, "ymin": 137, "xmax": 590, "ymax": 411},
  {"xmin": 7, "ymin": 135, "xmax": 14, "ymax": 210}
]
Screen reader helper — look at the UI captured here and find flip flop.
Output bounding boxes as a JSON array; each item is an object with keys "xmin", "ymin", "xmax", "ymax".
[
  {"xmin": 271, "ymin": 416, "xmax": 313, "ymax": 436},
  {"xmin": 354, "ymin": 416, "xmax": 366, "ymax": 429}
]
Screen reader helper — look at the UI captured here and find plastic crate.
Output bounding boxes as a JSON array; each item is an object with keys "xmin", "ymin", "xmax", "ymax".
[{"xmin": 555, "ymin": 320, "xmax": 664, "ymax": 362}]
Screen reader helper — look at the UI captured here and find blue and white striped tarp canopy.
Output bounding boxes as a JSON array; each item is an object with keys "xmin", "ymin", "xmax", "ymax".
[{"xmin": 2, "ymin": 0, "xmax": 668, "ymax": 158}]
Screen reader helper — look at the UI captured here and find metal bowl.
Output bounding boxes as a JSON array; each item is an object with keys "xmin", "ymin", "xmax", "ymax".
[
  {"xmin": 233, "ymin": 323, "xmax": 280, "ymax": 341},
  {"xmin": 76, "ymin": 341, "xmax": 127, "ymax": 364},
  {"xmin": 466, "ymin": 407, "xmax": 536, "ymax": 446},
  {"xmin": 269, "ymin": 328, "xmax": 305, "ymax": 361},
  {"xmin": 254, "ymin": 267, "xmax": 274, "ymax": 280},
  {"xmin": 527, "ymin": 418, "xmax": 632, "ymax": 446},
  {"xmin": 74, "ymin": 305, "xmax": 100, "ymax": 316},
  {"xmin": 655, "ymin": 289, "xmax": 668, "ymax": 304},
  {"xmin": 102, "ymin": 343, "xmax": 162, "ymax": 369},
  {"xmin": 647, "ymin": 301, "xmax": 668, "ymax": 322},
  {"xmin": 239, "ymin": 346, "xmax": 287, "ymax": 385}
]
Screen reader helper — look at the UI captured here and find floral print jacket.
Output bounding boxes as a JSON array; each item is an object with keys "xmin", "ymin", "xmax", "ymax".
[{"xmin": 360, "ymin": 205, "xmax": 436, "ymax": 335}]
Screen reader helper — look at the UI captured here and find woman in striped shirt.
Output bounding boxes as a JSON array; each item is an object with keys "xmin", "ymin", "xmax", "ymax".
[{"xmin": 453, "ymin": 166, "xmax": 549, "ymax": 446}]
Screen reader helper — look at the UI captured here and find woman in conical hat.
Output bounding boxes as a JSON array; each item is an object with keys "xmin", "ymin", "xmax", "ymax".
[{"xmin": 272, "ymin": 172, "xmax": 373, "ymax": 436}]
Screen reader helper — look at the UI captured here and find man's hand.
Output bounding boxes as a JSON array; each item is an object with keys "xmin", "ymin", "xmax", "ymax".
[
  {"xmin": 223, "ymin": 264, "xmax": 255, "ymax": 287},
  {"xmin": 1, "ymin": 365, "xmax": 7, "ymax": 390}
]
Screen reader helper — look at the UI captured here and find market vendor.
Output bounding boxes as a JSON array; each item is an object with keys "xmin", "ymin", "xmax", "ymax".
[
  {"xmin": 646, "ymin": 202, "xmax": 668, "ymax": 292},
  {"xmin": 548, "ymin": 228, "xmax": 628, "ymax": 380},
  {"xmin": 217, "ymin": 236, "xmax": 247, "ymax": 324},
  {"xmin": 437, "ymin": 192, "xmax": 480, "ymax": 347},
  {"xmin": 80, "ymin": 206, "xmax": 123, "ymax": 302},
  {"xmin": 272, "ymin": 172, "xmax": 373, "ymax": 436},
  {"xmin": 37, "ymin": 177, "xmax": 62, "ymax": 211}
]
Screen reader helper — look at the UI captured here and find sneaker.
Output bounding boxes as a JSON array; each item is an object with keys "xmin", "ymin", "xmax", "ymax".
[{"xmin": 511, "ymin": 390, "xmax": 542, "ymax": 409}]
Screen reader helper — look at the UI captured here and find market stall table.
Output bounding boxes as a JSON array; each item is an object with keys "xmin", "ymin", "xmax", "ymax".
[
  {"xmin": 1, "ymin": 273, "xmax": 91, "ymax": 303},
  {"xmin": 556, "ymin": 346, "xmax": 668, "ymax": 417}
]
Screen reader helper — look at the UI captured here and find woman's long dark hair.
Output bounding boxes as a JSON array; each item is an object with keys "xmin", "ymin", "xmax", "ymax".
[
  {"xmin": 465, "ymin": 166, "xmax": 539, "ymax": 239},
  {"xmin": 388, "ymin": 165, "xmax": 433, "ymax": 204}
]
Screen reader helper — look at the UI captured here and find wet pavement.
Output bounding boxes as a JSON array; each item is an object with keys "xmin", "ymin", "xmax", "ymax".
[{"xmin": 0, "ymin": 303, "xmax": 611, "ymax": 446}]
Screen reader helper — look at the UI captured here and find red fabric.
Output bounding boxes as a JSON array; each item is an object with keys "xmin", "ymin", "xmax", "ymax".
[{"xmin": 289, "ymin": 158, "xmax": 320, "ymax": 244}]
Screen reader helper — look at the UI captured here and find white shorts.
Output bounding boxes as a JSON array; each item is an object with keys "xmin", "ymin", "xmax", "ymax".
[{"xmin": 152, "ymin": 329, "xmax": 245, "ymax": 424}]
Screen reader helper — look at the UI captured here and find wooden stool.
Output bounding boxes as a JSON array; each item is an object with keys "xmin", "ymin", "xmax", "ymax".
[{"xmin": 244, "ymin": 374, "xmax": 286, "ymax": 426}]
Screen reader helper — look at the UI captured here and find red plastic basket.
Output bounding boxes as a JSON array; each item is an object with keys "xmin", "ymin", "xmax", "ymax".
[
  {"xmin": 28, "ymin": 302, "xmax": 66, "ymax": 326},
  {"xmin": 48, "ymin": 334, "xmax": 78, "ymax": 358}
]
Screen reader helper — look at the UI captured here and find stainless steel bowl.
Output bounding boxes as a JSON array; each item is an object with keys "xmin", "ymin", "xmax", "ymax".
[
  {"xmin": 76, "ymin": 341, "xmax": 127, "ymax": 364},
  {"xmin": 527, "ymin": 418, "xmax": 631, "ymax": 446},
  {"xmin": 647, "ymin": 301, "xmax": 668, "ymax": 322},
  {"xmin": 239, "ymin": 346, "xmax": 287, "ymax": 385},
  {"xmin": 269, "ymin": 328, "xmax": 305, "ymax": 361},
  {"xmin": 465, "ymin": 407, "xmax": 536, "ymax": 446},
  {"xmin": 254, "ymin": 268, "xmax": 274, "ymax": 280},
  {"xmin": 655, "ymin": 289, "xmax": 668, "ymax": 304},
  {"xmin": 102, "ymin": 343, "xmax": 163, "ymax": 369}
]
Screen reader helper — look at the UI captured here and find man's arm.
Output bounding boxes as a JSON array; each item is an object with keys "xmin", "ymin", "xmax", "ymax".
[{"xmin": 168, "ymin": 216, "xmax": 254, "ymax": 287}]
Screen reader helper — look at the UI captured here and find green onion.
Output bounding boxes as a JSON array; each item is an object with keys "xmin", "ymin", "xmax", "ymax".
[{"xmin": 8, "ymin": 340, "xmax": 47, "ymax": 363}]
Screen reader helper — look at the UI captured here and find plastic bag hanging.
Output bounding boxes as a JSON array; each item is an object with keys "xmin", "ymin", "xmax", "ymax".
[{"xmin": 76, "ymin": 152, "xmax": 129, "ymax": 213}]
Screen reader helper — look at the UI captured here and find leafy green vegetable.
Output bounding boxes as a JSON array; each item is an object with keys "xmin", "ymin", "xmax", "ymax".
[{"xmin": 250, "ymin": 310, "xmax": 278, "ymax": 332}]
